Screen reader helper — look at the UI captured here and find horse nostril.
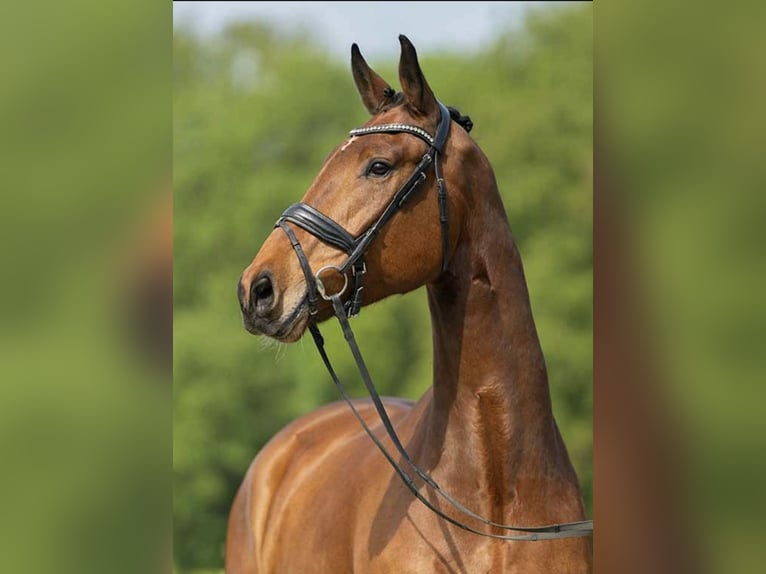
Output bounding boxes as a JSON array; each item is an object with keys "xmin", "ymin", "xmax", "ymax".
[
  {"xmin": 251, "ymin": 274, "xmax": 274, "ymax": 314},
  {"xmin": 254, "ymin": 276, "xmax": 273, "ymax": 300}
]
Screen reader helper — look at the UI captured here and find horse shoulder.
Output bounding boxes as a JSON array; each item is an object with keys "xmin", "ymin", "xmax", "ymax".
[{"xmin": 226, "ymin": 398, "xmax": 414, "ymax": 573}]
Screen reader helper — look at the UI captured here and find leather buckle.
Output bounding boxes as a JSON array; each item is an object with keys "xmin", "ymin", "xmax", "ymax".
[{"xmin": 351, "ymin": 261, "xmax": 366, "ymax": 276}]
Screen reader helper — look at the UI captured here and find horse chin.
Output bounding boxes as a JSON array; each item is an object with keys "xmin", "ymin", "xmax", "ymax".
[
  {"xmin": 242, "ymin": 297, "xmax": 309, "ymax": 343},
  {"xmin": 273, "ymin": 311, "xmax": 308, "ymax": 343}
]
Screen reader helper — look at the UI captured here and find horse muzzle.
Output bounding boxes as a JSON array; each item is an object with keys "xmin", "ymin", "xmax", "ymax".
[{"xmin": 238, "ymin": 270, "xmax": 309, "ymax": 342}]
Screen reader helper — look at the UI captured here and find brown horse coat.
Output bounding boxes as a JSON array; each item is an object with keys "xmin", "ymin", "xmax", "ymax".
[{"xmin": 230, "ymin": 36, "xmax": 591, "ymax": 573}]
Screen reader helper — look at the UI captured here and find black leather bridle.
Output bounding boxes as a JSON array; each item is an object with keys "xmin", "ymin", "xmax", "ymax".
[
  {"xmin": 274, "ymin": 102, "xmax": 594, "ymax": 541},
  {"xmin": 277, "ymin": 102, "xmax": 452, "ymax": 319}
]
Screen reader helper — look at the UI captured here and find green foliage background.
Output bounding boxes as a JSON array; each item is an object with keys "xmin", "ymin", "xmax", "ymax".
[{"xmin": 174, "ymin": 6, "xmax": 592, "ymax": 571}]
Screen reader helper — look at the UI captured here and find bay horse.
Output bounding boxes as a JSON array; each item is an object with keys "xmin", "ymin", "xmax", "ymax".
[{"xmin": 230, "ymin": 36, "xmax": 592, "ymax": 573}]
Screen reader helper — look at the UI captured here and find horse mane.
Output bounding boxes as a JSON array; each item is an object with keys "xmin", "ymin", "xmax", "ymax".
[
  {"xmin": 380, "ymin": 88, "xmax": 474, "ymax": 133},
  {"xmin": 447, "ymin": 106, "xmax": 473, "ymax": 133}
]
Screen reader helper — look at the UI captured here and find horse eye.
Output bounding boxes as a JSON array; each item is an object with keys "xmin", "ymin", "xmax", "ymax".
[{"xmin": 367, "ymin": 161, "xmax": 391, "ymax": 178}]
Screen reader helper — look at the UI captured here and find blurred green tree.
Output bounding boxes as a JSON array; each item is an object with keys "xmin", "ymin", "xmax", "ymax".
[{"xmin": 174, "ymin": 5, "xmax": 591, "ymax": 570}]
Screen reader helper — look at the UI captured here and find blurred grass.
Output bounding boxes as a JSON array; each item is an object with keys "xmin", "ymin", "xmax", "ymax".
[
  {"xmin": 0, "ymin": 1, "xmax": 171, "ymax": 573},
  {"xmin": 596, "ymin": 0, "xmax": 766, "ymax": 572}
]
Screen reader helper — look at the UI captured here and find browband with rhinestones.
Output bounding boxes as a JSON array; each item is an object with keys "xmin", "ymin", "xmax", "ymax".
[{"xmin": 348, "ymin": 124, "xmax": 434, "ymax": 147}]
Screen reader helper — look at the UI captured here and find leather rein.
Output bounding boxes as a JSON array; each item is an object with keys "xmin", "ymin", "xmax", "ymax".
[{"xmin": 274, "ymin": 102, "xmax": 593, "ymax": 541}]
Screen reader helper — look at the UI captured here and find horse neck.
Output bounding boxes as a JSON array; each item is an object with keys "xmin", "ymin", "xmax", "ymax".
[{"xmin": 423, "ymin": 168, "xmax": 562, "ymax": 502}]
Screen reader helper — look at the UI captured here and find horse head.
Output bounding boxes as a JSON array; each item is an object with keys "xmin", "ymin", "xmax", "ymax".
[{"xmin": 238, "ymin": 36, "xmax": 476, "ymax": 342}]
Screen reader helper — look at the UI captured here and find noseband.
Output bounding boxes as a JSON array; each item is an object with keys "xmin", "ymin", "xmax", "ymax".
[{"xmin": 274, "ymin": 102, "xmax": 593, "ymax": 541}]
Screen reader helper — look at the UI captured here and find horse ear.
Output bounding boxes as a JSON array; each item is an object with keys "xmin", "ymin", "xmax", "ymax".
[
  {"xmin": 351, "ymin": 43, "xmax": 394, "ymax": 115},
  {"xmin": 397, "ymin": 35, "xmax": 437, "ymax": 117}
]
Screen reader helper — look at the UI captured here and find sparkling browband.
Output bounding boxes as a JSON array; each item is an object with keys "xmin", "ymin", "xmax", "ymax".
[{"xmin": 348, "ymin": 124, "xmax": 434, "ymax": 146}]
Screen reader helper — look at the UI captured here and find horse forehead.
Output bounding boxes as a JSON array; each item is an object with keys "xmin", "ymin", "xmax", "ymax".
[
  {"xmin": 334, "ymin": 133, "xmax": 410, "ymax": 162},
  {"xmin": 325, "ymin": 112, "xmax": 426, "ymax": 172},
  {"xmin": 340, "ymin": 136, "xmax": 357, "ymax": 152}
]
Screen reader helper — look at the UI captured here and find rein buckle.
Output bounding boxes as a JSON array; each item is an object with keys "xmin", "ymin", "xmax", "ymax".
[{"xmin": 352, "ymin": 261, "xmax": 367, "ymax": 277}]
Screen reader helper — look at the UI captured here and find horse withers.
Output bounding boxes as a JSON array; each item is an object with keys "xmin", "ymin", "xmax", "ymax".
[{"xmin": 230, "ymin": 36, "xmax": 592, "ymax": 574}]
